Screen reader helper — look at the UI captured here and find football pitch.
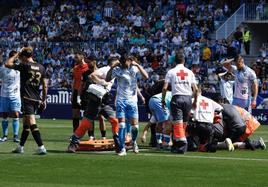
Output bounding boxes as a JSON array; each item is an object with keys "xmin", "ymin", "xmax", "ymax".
[{"xmin": 0, "ymin": 119, "xmax": 267, "ymax": 187}]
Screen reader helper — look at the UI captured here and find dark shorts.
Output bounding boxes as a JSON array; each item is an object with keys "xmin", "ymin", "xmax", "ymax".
[
  {"xmin": 170, "ymin": 95, "xmax": 192, "ymax": 122},
  {"xmin": 213, "ymin": 123, "xmax": 225, "ymax": 142},
  {"xmin": 187, "ymin": 121, "xmax": 214, "ymax": 144},
  {"xmin": 22, "ymin": 99, "xmax": 39, "ymax": 115},
  {"xmin": 72, "ymin": 89, "xmax": 80, "ymax": 109},
  {"xmin": 84, "ymin": 93, "xmax": 115, "ymax": 120}
]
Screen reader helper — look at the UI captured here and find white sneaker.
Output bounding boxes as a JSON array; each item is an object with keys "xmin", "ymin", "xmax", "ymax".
[
  {"xmin": 133, "ymin": 142, "xmax": 139, "ymax": 154},
  {"xmin": 1, "ymin": 136, "xmax": 8, "ymax": 142},
  {"xmin": 225, "ymin": 138, "xmax": 234, "ymax": 151},
  {"xmin": 118, "ymin": 148, "xmax": 127, "ymax": 156},
  {"xmin": 12, "ymin": 145, "xmax": 24, "ymax": 154},
  {"xmin": 37, "ymin": 145, "xmax": 47, "ymax": 155}
]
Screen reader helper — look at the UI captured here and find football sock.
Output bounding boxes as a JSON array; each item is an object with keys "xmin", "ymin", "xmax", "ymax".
[
  {"xmin": 118, "ymin": 122, "xmax": 126, "ymax": 150},
  {"xmin": 30, "ymin": 124, "xmax": 43, "ymax": 146},
  {"xmin": 126, "ymin": 121, "xmax": 131, "ymax": 134},
  {"xmin": 20, "ymin": 124, "xmax": 30, "ymax": 146},
  {"xmin": 101, "ymin": 130, "xmax": 106, "ymax": 138},
  {"xmin": 12, "ymin": 118, "xmax": 20, "ymax": 136},
  {"xmin": 2, "ymin": 119, "xmax": 8, "ymax": 136},
  {"xmin": 88, "ymin": 122, "xmax": 95, "ymax": 138},
  {"xmin": 131, "ymin": 125, "xmax": 139, "ymax": 142},
  {"xmin": 72, "ymin": 118, "xmax": 80, "ymax": 132},
  {"xmin": 163, "ymin": 134, "xmax": 171, "ymax": 145},
  {"xmin": 109, "ymin": 117, "xmax": 118, "ymax": 135},
  {"xmin": 75, "ymin": 118, "xmax": 92, "ymax": 138}
]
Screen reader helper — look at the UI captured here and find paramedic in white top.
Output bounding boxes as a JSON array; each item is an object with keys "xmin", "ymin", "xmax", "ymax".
[
  {"xmin": 162, "ymin": 53, "xmax": 198, "ymax": 154},
  {"xmin": 222, "ymin": 54, "xmax": 258, "ymax": 113}
]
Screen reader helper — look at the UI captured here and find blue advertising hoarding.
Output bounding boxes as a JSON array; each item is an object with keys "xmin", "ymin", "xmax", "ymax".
[{"xmin": 41, "ymin": 90, "xmax": 268, "ymax": 125}]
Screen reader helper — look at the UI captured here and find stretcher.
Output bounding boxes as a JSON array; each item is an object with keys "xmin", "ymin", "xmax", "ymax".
[{"xmin": 76, "ymin": 139, "xmax": 132, "ymax": 151}]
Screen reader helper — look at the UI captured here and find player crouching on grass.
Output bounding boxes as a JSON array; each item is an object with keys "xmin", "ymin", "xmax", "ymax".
[
  {"xmin": 148, "ymin": 91, "xmax": 173, "ymax": 150},
  {"xmin": 187, "ymin": 85, "xmax": 223, "ymax": 152},
  {"xmin": 213, "ymin": 96, "xmax": 266, "ymax": 151}
]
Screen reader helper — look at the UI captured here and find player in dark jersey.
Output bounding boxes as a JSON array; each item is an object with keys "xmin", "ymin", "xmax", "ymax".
[
  {"xmin": 213, "ymin": 96, "xmax": 265, "ymax": 151},
  {"xmin": 6, "ymin": 47, "xmax": 48, "ymax": 155}
]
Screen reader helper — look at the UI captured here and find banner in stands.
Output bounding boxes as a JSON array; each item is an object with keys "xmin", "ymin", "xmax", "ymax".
[{"xmin": 41, "ymin": 90, "xmax": 268, "ymax": 125}]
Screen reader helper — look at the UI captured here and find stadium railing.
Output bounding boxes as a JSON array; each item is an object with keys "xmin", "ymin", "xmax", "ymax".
[
  {"xmin": 0, "ymin": 41, "xmax": 185, "ymax": 52},
  {"xmin": 216, "ymin": 4, "xmax": 245, "ymax": 40},
  {"xmin": 245, "ymin": 3, "xmax": 268, "ymax": 21}
]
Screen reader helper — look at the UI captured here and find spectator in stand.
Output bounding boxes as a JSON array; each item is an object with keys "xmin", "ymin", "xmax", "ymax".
[
  {"xmin": 233, "ymin": 27, "xmax": 243, "ymax": 53},
  {"xmin": 243, "ymin": 26, "xmax": 251, "ymax": 55}
]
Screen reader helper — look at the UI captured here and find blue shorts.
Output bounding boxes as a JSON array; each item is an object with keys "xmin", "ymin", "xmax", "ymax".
[
  {"xmin": 116, "ymin": 100, "xmax": 138, "ymax": 120},
  {"xmin": 232, "ymin": 97, "xmax": 250, "ymax": 111},
  {"xmin": 149, "ymin": 97, "xmax": 169, "ymax": 123},
  {"xmin": 0, "ymin": 96, "xmax": 21, "ymax": 113}
]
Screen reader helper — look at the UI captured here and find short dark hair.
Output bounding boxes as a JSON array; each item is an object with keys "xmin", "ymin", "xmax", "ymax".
[
  {"xmin": 19, "ymin": 47, "xmax": 33, "ymax": 58},
  {"xmin": 9, "ymin": 50, "xmax": 17, "ymax": 58},
  {"xmin": 107, "ymin": 57, "xmax": 118, "ymax": 65},
  {"xmin": 234, "ymin": 54, "xmax": 242, "ymax": 62},
  {"xmin": 175, "ymin": 52, "xmax": 185, "ymax": 64}
]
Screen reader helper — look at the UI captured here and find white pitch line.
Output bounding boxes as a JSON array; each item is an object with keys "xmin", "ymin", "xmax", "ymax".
[
  {"xmin": 79, "ymin": 149, "xmax": 268, "ymax": 162},
  {"xmin": 139, "ymin": 153, "xmax": 268, "ymax": 162}
]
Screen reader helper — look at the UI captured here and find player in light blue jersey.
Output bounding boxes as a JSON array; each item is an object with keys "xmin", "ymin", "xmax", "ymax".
[
  {"xmin": 106, "ymin": 55, "xmax": 148, "ymax": 156},
  {"xmin": 223, "ymin": 55, "xmax": 258, "ymax": 113},
  {"xmin": 0, "ymin": 51, "xmax": 21, "ymax": 142},
  {"xmin": 149, "ymin": 91, "xmax": 172, "ymax": 149}
]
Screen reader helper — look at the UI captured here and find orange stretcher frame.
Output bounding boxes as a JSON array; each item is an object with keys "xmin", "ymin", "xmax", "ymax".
[{"xmin": 76, "ymin": 139, "xmax": 131, "ymax": 151}]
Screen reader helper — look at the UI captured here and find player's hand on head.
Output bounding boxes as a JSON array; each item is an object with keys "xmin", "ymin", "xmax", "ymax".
[
  {"xmin": 131, "ymin": 60, "xmax": 139, "ymax": 66},
  {"xmin": 112, "ymin": 60, "xmax": 120, "ymax": 68}
]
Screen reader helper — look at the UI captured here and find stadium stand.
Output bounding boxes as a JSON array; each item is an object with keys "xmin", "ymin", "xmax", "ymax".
[{"xmin": 0, "ymin": 0, "xmax": 267, "ymax": 95}]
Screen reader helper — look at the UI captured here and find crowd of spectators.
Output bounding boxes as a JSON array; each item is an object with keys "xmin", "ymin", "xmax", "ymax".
[{"xmin": 0, "ymin": 0, "xmax": 267, "ymax": 95}]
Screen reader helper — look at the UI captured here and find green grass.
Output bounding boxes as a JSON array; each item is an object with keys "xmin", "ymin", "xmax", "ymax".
[{"xmin": 0, "ymin": 119, "xmax": 268, "ymax": 187}]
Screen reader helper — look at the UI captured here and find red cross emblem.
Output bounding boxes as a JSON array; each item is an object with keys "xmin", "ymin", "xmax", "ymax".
[
  {"xmin": 200, "ymin": 99, "xmax": 209, "ymax": 110},
  {"xmin": 176, "ymin": 70, "xmax": 188, "ymax": 80}
]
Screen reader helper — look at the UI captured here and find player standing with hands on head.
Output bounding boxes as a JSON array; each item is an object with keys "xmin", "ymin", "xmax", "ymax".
[
  {"xmin": 106, "ymin": 55, "xmax": 148, "ymax": 156},
  {"xmin": 0, "ymin": 51, "xmax": 21, "ymax": 143},
  {"xmin": 222, "ymin": 54, "xmax": 258, "ymax": 113},
  {"xmin": 6, "ymin": 47, "xmax": 48, "ymax": 155},
  {"xmin": 162, "ymin": 53, "xmax": 198, "ymax": 154}
]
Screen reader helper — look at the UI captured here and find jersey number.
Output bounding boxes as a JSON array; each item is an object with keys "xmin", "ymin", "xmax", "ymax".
[{"xmin": 28, "ymin": 71, "xmax": 41, "ymax": 86}]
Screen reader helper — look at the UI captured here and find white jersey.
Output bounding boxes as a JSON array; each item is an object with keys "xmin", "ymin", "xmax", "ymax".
[
  {"xmin": 193, "ymin": 95, "xmax": 223, "ymax": 123},
  {"xmin": 231, "ymin": 65, "xmax": 257, "ymax": 100},
  {"xmin": 112, "ymin": 65, "xmax": 140, "ymax": 102},
  {"xmin": 94, "ymin": 66, "xmax": 114, "ymax": 91},
  {"xmin": 219, "ymin": 78, "xmax": 234, "ymax": 104},
  {"xmin": 0, "ymin": 66, "xmax": 20, "ymax": 98},
  {"xmin": 165, "ymin": 64, "xmax": 196, "ymax": 96}
]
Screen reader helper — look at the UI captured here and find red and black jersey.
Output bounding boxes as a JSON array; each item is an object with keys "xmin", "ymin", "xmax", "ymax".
[{"xmin": 14, "ymin": 61, "xmax": 45, "ymax": 100}]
